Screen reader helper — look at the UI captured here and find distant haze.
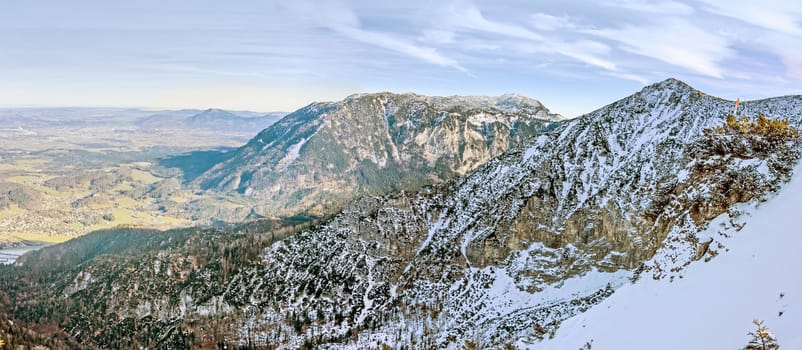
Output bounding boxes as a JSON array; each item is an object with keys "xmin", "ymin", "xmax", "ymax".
[{"xmin": 2, "ymin": 1, "xmax": 802, "ymax": 117}]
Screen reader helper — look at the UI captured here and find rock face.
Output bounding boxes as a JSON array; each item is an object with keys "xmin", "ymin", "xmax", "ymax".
[
  {"xmin": 3, "ymin": 79, "xmax": 802, "ymax": 349},
  {"xmin": 194, "ymin": 93, "xmax": 562, "ymax": 217}
]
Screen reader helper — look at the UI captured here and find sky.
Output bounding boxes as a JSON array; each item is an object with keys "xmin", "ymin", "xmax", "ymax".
[{"xmin": 1, "ymin": 0, "xmax": 801, "ymax": 117}]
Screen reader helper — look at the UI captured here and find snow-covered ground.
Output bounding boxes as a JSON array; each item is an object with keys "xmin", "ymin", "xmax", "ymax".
[{"xmin": 532, "ymin": 162, "xmax": 802, "ymax": 350}]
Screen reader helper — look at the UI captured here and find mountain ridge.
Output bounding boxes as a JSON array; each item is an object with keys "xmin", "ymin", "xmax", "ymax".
[
  {"xmin": 136, "ymin": 108, "xmax": 284, "ymax": 134},
  {"xmin": 230, "ymin": 78, "xmax": 802, "ymax": 347},
  {"xmin": 194, "ymin": 91, "xmax": 563, "ymax": 218},
  {"xmin": 2, "ymin": 79, "xmax": 801, "ymax": 349}
]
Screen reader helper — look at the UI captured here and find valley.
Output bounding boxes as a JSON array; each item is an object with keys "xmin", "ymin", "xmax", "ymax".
[{"xmin": 0, "ymin": 108, "xmax": 281, "ymax": 248}]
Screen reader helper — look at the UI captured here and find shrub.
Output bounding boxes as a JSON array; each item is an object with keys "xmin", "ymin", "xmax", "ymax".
[
  {"xmin": 693, "ymin": 114, "xmax": 801, "ymax": 160},
  {"xmin": 715, "ymin": 114, "xmax": 799, "ymax": 141}
]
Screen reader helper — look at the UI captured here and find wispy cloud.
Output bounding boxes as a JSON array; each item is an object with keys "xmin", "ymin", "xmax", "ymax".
[
  {"xmin": 760, "ymin": 35, "xmax": 802, "ymax": 79},
  {"xmin": 549, "ymin": 40, "xmax": 617, "ymax": 71},
  {"xmin": 602, "ymin": 71, "xmax": 651, "ymax": 85},
  {"xmin": 335, "ymin": 26, "xmax": 468, "ymax": 73},
  {"xmin": 530, "ymin": 13, "xmax": 576, "ymax": 31},
  {"xmin": 695, "ymin": 0, "xmax": 802, "ymax": 79},
  {"xmin": 439, "ymin": 2, "xmax": 618, "ymax": 71},
  {"xmin": 421, "ymin": 29, "xmax": 456, "ymax": 44},
  {"xmin": 697, "ymin": 0, "xmax": 802, "ymax": 35},
  {"xmin": 600, "ymin": 0, "xmax": 694, "ymax": 14},
  {"xmin": 446, "ymin": 3, "xmax": 544, "ymax": 41},
  {"xmin": 280, "ymin": 1, "xmax": 467, "ymax": 73},
  {"xmin": 586, "ymin": 19, "xmax": 734, "ymax": 78}
]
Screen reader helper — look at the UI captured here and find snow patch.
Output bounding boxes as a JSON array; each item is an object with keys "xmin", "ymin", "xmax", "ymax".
[{"xmin": 275, "ymin": 125, "xmax": 324, "ymax": 171}]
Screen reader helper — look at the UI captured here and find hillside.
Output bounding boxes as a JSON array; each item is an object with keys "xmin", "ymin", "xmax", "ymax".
[
  {"xmin": 1, "ymin": 79, "xmax": 801, "ymax": 349},
  {"xmin": 194, "ymin": 92, "xmax": 563, "ymax": 217},
  {"xmin": 535, "ymin": 160, "xmax": 802, "ymax": 349}
]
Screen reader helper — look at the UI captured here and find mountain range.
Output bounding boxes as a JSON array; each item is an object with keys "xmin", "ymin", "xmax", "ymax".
[
  {"xmin": 1, "ymin": 79, "xmax": 801, "ymax": 349},
  {"xmin": 136, "ymin": 108, "xmax": 285, "ymax": 134},
  {"xmin": 0, "ymin": 107, "xmax": 284, "ymax": 133}
]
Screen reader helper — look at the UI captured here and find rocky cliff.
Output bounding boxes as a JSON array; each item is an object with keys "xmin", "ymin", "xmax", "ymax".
[{"xmin": 194, "ymin": 93, "xmax": 562, "ymax": 217}]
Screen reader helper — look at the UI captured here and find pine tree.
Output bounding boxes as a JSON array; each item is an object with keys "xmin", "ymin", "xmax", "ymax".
[{"xmin": 744, "ymin": 319, "xmax": 780, "ymax": 350}]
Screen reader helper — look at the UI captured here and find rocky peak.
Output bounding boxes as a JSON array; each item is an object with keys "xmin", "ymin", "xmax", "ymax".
[
  {"xmin": 193, "ymin": 91, "xmax": 560, "ymax": 219},
  {"xmin": 650, "ymin": 77, "xmax": 695, "ymax": 90}
]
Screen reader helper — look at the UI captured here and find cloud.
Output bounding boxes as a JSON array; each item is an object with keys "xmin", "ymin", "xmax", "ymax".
[
  {"xmin": 515, "ymin": 39, "xmax": 617, "ymax": 71},
  {"xmin": 586, "ymin": 19, "xmax": 734, "ymax": 78},
  {"xmin": 600, "ymin": 0, "xmax": 694, "ymax": 14},
  {"xmin": 448, "ymin": 4, "xmax": 544, "ymax": 41},
  {"xmin": 440, "ymin": 3, "xmax": 617, "ymax": 71},
  {"xmin": 280, "ymin": 1, "xmax": 467, "ymax": 73},
  {"xmin": 550, "ymin": 40, "xmax": 617, "ymax": 71},
  {"xmin": 695, "ymin": 0, "xmax": 802, "ymax": 79},
  {"xmin": 421, "ymin": 29, "xmax": 456, "ymax": 44},
  {"xmin": 335, "ymin": 26, "xmax": 468, "ymax": 73},
  {"xmin": 530, "ymin": 13, "xmax": 576, "ymax": 31},
  {"xmin": 760, "ymin": 35, "xmax": 802, "ymax": 79},
  {"xmin": 602, "ymin": 71, "xmax": 650, "ymax": 85},
  {"xmin": 697, "ymin": 0, "xmax": 802, "ymax": 36}
]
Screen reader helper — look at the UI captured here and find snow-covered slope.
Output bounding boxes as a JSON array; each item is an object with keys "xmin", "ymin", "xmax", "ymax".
[{"xmin": 536, "ymin": 161, "xmax": 802, "ymax": 350}]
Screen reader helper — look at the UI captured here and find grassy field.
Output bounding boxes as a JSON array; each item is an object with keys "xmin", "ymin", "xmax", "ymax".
[
  {"xmin": 130, "ymin": 168, "xmax": 162, "ymax": 184},
  {"xmin": 0, "ymin": 205, "xmax": 26, "ymax": 220}
]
